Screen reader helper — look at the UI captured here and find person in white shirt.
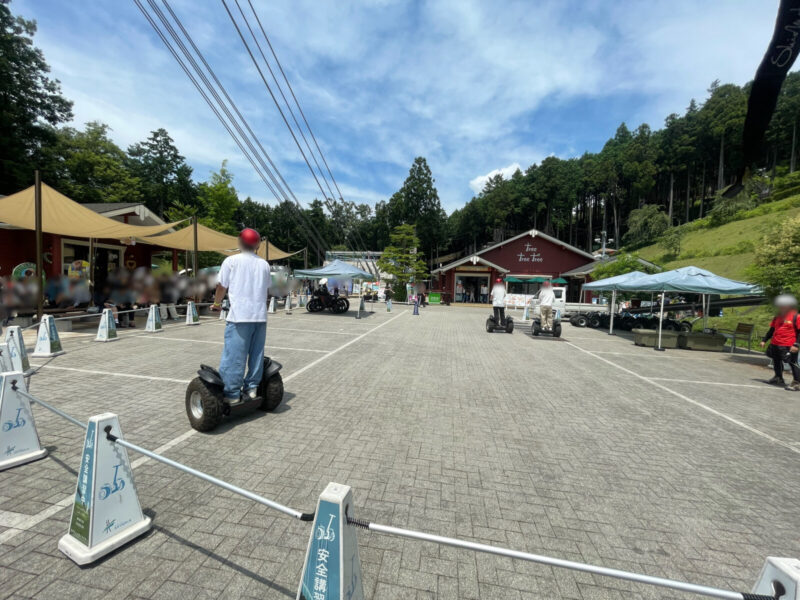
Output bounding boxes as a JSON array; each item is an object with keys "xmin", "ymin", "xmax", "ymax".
[
  {"xmin": 480, "ymin": 283, "xmax": 488, "ymax": 303},
  {"xmin": 210, "ymin": 228, "xmax": 270, "ymax": 404},
  {"xmin": 490, "ymin": 278, "xmax": 507, "ymax": 324},
  {"xmin": 538, "ymin": 280, "xmax": 556, "ymax": 330}
]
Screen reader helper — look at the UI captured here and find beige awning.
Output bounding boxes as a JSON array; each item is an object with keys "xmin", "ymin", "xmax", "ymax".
[
  {"xmin": 0, "ymin": 183, "xmax": 181, "ymax": 238},
  {"xmin": 140, "ymin": 222, "xmax": 301, "ymax": 260}
]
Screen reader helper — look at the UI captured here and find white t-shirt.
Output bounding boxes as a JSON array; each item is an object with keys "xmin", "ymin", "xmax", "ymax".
[
  {"xmin": 491, "ymin": 283, "xmax": 506, "ymax": 307},
  {"xmin": 218, "ymin": 252, "xmax": 270, "ymax": 322},
  {"xmin": 538, "ymin": 287, "xmax": 555, "ymax": 307}
]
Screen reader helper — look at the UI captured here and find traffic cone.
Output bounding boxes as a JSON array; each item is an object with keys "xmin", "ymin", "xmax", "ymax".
[
  {"xmin": 4, "ymin": 326, "xmax": 31, "ymax": 374},
  {"xmin": 32, "ymin": 315, "xmax": 65, "ymax": 357},
  {"xmin": 285, "ymin": 295, "xmax": 293, "ymax": 315},
  {"xmin": 523, "ymin": 304, "xmax": 530, "ymax": 321},
  {"xmin": 297, "ymin": 483, "xmax": 364, "ymax": 600},
  {"xmin": 0, "ymin": 372, "xmax": 47, "ymax": 470},
  {"xmin": 94, "ymin": 309, "xmax": 119, "ymax": 342},
  {"xmin": 185, "ymin": 301, "xmax": 200, "ymax": 326},
  {"xmin": 144, "ymin": 305, "xmax": 163, "ymax": 333},
  {"xmin": 268, "ymin": 297, "xmax": 276, "ymax": 314},
  {"xmin": 58, "ymin": 413, "xmax": 151, "ymax": 565}
]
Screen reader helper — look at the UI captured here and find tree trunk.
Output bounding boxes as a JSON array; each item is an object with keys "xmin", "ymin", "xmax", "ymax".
[
  {"xmin": 668, "ymin": 171, "xmax": 674, "ymax": 223},
  {"xmin": 685, "ymin": 166, "xmax": 691, "ymax": 223},
  {"xmin": 587, "ymin": 196, "xmax": 593, "ymax": 251},
  {"xmin": 700, "ymin": 163, "xmax": 706, "ymax": 218},
  {"xmin": 792, "ymin": 120, "xmax": 797, "ymax": 174},
  {"xmin": 717, "ymin": 134, "xmax": 725, "ymax": 190}
]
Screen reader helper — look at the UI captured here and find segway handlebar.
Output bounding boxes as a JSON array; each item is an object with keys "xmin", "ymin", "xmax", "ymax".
[{"xmin": 103, "ymin": 426, "xmax": 314, "ymax": 521}]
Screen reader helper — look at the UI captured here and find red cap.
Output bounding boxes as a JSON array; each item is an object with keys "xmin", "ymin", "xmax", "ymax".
[
  {"xmin": 239, "ymin": 228, "xmax": 260, "ymax": 247},
  {"xmin": 495, "ymin": 278, "xmax": 503, "ymax": 283}
]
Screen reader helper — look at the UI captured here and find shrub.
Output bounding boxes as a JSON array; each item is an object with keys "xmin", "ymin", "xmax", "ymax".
[{"xmin": 748, "ymin": 214, "xmax": 800, "ymax": 298}]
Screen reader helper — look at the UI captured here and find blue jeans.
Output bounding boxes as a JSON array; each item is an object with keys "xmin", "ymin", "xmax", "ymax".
[{"xmin": 219, "ymin": 321, "xmax": 266, "ymax": 400}]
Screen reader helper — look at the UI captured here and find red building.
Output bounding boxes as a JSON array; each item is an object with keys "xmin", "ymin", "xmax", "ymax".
[{"xmin": 432, "ymin": 229, "xmax": 596, "ymax": 303}]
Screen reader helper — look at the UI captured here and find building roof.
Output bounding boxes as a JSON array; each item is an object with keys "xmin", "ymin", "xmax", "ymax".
[
  {"xmin": 433, "ymin": 229, "xmax": 594, "ymax": 274},
  {"xmin": 561, "ymin": 256, "xmax": 662, "ymax": 278},
  {"xmin": 432, "ymin": 253, "xmax": 509, "ymax": 274},
  {"xmin": 81, "ymin": 202, "xmax": 168, "ymax": 227}
]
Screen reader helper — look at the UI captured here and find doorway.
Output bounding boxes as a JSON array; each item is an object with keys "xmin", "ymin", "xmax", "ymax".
[{"xmin": 455, "ymin": 274, "xmax": 490, "ymax": 303}]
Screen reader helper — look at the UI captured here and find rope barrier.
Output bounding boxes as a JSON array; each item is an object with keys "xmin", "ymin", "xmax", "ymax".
[
  {"xmin": 11, "ymin": 381, "xmax": 88, "ymax": 430},
  {"xmin": 101, "ymin": 426, "xmax": 313, "ymax": 522},
  {"xmin": 20, "ymin": 302, "xmax": 214, "ymax": 328},
  {"xmin": 346, "ymin": 518, "xmax": 778, "ymax": 600}
]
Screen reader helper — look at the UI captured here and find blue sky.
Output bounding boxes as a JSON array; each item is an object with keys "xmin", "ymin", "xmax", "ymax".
[{"xmin": 14, "ymin": 0, "xmax": 786, "ymax": 213}]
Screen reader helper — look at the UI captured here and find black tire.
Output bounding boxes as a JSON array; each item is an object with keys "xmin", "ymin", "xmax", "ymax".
[
  {"xmin": 679, "ymin": 321, "xmax": 693, "ymax": 333},
  {"xmin": 505, "ymin": 318, "xmax": 514, "ymax": 333},
  {"xmin": 185, "ymin": 378, "xmax": 223, "ymax": 432},
  {"xmin": 575, "ymin": 315, "xmax": 588, "ymax": 328},
  {"xmin": 307, "ymin": 298, "xmax": 321, "ymax": 312},
  {"xmin": 531, "ymin": 323, "xmax": 541, "ymax": 336},
  {"xmin": 485, "ymin": 318, "xmax": 494, "ymax": 333},
  {"xmin": 332, "ymin": 298, "xmax": 348, "ymax": 314},
  {"xmin": 258, "ymin": 372, "xmax": 284, "ymax": 412},
  {"xmin": 553, "ymin": 324, "xmax": 562, "ymax": 338},
  {"xmin": 588, "ymin": 315, "xmax": 601, "ymax": 328}
]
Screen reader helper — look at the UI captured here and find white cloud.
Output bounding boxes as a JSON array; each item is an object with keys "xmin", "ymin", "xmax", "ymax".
[{"xmin": 469, "ymin": 163, "xmax": 523, "ymax": 194}]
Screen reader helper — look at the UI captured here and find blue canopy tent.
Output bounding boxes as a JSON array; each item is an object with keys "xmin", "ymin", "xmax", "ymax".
[
  {"xmin": 615, "ymin": 266, "xmax": 761, "ymax": 350},
  {"xmin": 582, "ymin": 270, "xmax": 649, "ymax": 334},
  {"xmin": 294, "ymin": 259, "xmax": 375, "ymax": 280}
]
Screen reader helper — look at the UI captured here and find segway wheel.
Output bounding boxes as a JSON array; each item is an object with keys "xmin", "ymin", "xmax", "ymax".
[
  {"xmin": 553, "ymin": 324, "xmax": 562, "ymax": 338},
  {"xmin": 258, "ymin": 372, "xmax": 284, "ymax": 412},
  {"xmin": 485, "ymin": 318, "xmax": 495, "ymax": 333},
  {"xmin": 185, "ymin": 377, "xmax": 223, "ymax": 432},
  {"xmin": 505, "ymin": 318, "xmax": 514, "ymax": 333},
  {"xmin": 531, "ymin": 323, "xmax": 541, "ymax": 336}
]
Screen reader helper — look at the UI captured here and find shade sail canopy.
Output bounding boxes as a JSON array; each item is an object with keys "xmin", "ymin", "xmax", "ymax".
[
  {"xmin": 582, "ymin": 270, "xmax": 648, "ymax": 291},
  {"xmin": 294, "ymin": 259, "xmax": 374, "ymax": 280},
  {"xmin": 615, "ymin": 266, "xmax": 761, "ymax": 295},
  {"xmin": 140, "ymin": 223, "xmax": 298, "ymax": 260},
  {"xmin": 0, "ymin": 183, "xmax": 180, "ymax": 238},
  {"xmin": 551, "ymin": 277, "xmax": 568, "ymax": 284}
]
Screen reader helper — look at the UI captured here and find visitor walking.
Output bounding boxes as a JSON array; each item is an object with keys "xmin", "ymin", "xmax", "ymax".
[{"xmin": 760, "ymin": 294, "xmax": 800, "ymax": 390}]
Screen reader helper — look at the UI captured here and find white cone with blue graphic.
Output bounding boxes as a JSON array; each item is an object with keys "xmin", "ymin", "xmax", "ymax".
[
  {"xmin": 58, "ymin": 413, "xmax": 151, "ymax": 565},
  {"xmin": 523, "ymin": 304, "xmax": 530, "ymax": 321},
  {"xmin": 32, "ymin": 315, "xmax": 64, "ymax": 358},
  {"xmin": 94, "ymin": 309, "xmax": 119, "ymax": 342},
  {"xmin": 268, "ymin": 297, "xmax": 276, "ymax": 314},
  {"xmin": 185, "ymin": 301, "xmax": 200, "ymax": 326},
  {"xmin": 297, "ymin": 482, "xmax": 364, "ymax": 600},
  {"xmin": 0, "ymin": 343, "xmax": 14, "ymax": 373},
  {"xmin": 144, "ymin": 305, "xmax": 163, "ymax": 333},
  {"xmin": 5, "ymin": 326, "xmax": 31, "ymax": 374},
  {"xmin": 0, "ymin": 372, "xmax": 47, "ymax": 470}
]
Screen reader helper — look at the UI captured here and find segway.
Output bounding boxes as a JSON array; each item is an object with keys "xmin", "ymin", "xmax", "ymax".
[
  {"xmin": 531, "ymin": 308, "xmax": 562, "ymax": 338},
  {"xmin": 486, "ymin": 313, "xmax": 514, "ymax": 333},
  {"xmin": 185, "ymin": 357, "xmax": 284, "ymax": 431}
]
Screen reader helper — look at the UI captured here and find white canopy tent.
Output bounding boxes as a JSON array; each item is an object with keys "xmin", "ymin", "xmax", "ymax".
[{"xmin": 582, "ymin": 271, "xmax": 649, "ymax": 335}]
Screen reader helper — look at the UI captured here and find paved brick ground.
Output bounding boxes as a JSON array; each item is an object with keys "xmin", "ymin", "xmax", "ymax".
[{"xmin": 1, "ymin": 304, "xmax": 798, "ymax": 599}]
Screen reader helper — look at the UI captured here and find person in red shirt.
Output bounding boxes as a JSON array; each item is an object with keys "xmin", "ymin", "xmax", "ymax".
[{"xmin": 760, "ymin": 294, "xmax": 800, "ymax": 390}]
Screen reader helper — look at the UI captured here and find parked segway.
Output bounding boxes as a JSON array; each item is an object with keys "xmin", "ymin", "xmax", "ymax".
[
  {"xmin": 185, "ymin": 357, "xmax": 284, "ymax": 431},
  {"xmin": 486, "ymin": 313, "xmax": 514, "ymax": 333},
  {"xmin": 531, "ymin": 308, "xmax": 562, "ymax": 338}
]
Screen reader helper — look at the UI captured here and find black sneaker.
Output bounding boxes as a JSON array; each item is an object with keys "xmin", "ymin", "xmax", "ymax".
[{"xmin": 767, "ymin": 376, "xmax": 785, "ymax": 386}]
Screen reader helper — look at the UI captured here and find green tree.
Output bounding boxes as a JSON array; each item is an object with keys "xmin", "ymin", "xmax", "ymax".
[
  {"xmin": 622, "ymin": 204, "xmax": 669, "ymax": 247},
  {"xmin": 0, "ymin": 0, "xmax": 73, "ymax": 194},
  {"xmin": 659, "ymin": 227, "xmax": 684, "ymax": 257},
  {"xmin": 592, "ymin": 253, "xmax": 658, "ymax": 280},
  {"xmin": 749, "ymin": 214, "xmax": 800, "ymax": 297},
  {"xmin": 196, "ymin": 161, "xmax": 238, "ymax": 234},
  {"xmin": 377, "ymin": 224, "xmax": 427, "ymax": 302}
]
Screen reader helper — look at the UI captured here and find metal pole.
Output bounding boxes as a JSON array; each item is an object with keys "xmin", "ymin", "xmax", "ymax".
[
  {"xmin": 362, "ymin": 522, "xmax": 748, "ymax": 600},
  {"xmin": 303, "ymin": 247, "xmax": 308, "ymax": 269},
  {"xmin": 608, "ymin": 289, "xmax": 616, "ymax": 335},
  {"xmin": 105, "ymin": 432, "xmax": 309, "ymax": 521},
  {"xmin": 192, "ymin": 215, "xmax": 199, "ymax": 282},
  {"xmin": 88, "ymin": 237, "xmax": 95, "ymax": 296},
  {"xmin": 34, "ymin": 171, "xmax": 44, "ymax": 322},
  {"xmin": 656, "ymin": 292, "xmax": 666, "ymax": 351},
  {"xmin": 13, "ymin": 386, "xmax": 88, "ymax": 430}
]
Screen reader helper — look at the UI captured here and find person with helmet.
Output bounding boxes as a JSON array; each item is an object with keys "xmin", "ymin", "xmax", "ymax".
[
  {"xmin": 210, "ymin": 228, "xmax": 270, "ymax": 404},
  {"xmin": 490, "ymin": 277, "xmax": 507, "ymax": 324},
  {"xmin": 760, "ymin": 294, "xmax": 800, "ymax": 390},
  {"xmin": 538, "ymin": 280, "xmax": 556, "ymax": 331}
]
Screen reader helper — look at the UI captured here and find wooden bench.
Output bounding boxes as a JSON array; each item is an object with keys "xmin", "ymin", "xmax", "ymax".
[{"xmin": 719, "ymin": 322, "xmax": 755, "ymax": 353}]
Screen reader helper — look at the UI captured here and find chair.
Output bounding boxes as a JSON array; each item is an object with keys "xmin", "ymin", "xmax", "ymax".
[{"xmin": 719, "ymin": 322, "xmax": 755, "ymax": 353}]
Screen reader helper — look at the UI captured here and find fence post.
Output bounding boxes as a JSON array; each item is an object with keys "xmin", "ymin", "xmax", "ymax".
[
  {"xmin": 297, "ymin": 482, "xmax": 364, "ymax": 600},
  {"xmin": 145, "ymin": 305, "xmax": 164, "ymax": 333},
  {"xmin": 58, "ymin": 413, "xmax": 151, "ymax": 565},
  {"xmin": 0, "ymin": 372, "xmax": 47, "ymax": 470},
  {"xmin": 185, "ymin": 301, "xmax": 200, "ymax": 326}
]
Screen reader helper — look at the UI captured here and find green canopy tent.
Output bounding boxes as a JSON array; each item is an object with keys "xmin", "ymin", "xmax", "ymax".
[{"xmin": 552, "ymin": 277, "xmax": 567, "ymax": 284}]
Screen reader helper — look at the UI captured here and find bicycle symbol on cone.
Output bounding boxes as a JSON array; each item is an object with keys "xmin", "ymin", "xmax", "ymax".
[
  {"xmin": 2, "ymin": 408, "xmax": 26, "ymax": 431},
  {"xmin": 99, "ymin": 463, "xmax": 126, "ymax": 500},
  {"xmin": 316, "ymin": 514, "xmax": 336, "ymax": 542}
]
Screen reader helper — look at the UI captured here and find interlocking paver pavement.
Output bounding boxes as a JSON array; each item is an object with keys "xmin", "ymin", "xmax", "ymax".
[{"xmin": 1, "ymin": 305, "xmax": 798, "ymax": 599}]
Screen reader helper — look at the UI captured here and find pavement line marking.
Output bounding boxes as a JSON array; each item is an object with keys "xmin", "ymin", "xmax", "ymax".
[
  {"xmin": 0, "ymin": 312, "xmax": 408, "ymax": 544},
  {"xmin": 586, "ymin": 351, "xmax": 720, "ymax": 361},
  {"xmin": 267, "ymin": 327, "xmax": 361, "ymax": 336},
  {"xmin": 566, "ymin": 342, "xmax": 800, "ymax": 455},
  {"xmin": 139, "ymin": 336, "xmax": 329, "ymax": 353},
  {"xmin": 649, "ymin": 377, "xmax": 771, "ymax": 389},
  {"xmin": 28, "ymin": 364, "xmax": 190, "ymax": 384}
]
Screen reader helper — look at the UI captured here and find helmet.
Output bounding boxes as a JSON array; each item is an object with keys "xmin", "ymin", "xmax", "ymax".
[
  {"xmin": 239, "ymin": 228, "xmax": 260, "ymax": 248},
  {"xmin": 319, "ymin": 278, "xmax": 328, "ymax": 285},
  {"xmin": 495, "ymin": 278, "xmax": 503, "ymax": 283},
  {"xmin": 774, "ymin": 294, "xmax": 797, "ymax": 308}
]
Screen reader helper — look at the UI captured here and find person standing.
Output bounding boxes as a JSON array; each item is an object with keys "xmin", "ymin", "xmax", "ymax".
[
  {"xmin": 456, "ymin": 281, "xmax": 464, "ymax": 302},
  {"xmin": 490, "ymin": 278, "xmax": 506, "ymax": 324},
  {"xmin": 480, "ymin": 283, "xmax": 488, "ymax": 303},
  {"xmin": 210, "ymin": 228, "xmax": 270, "ymax": 404},
  {"xmin": 760, "ymin": 294, "xmax": 800, "ymax": 390},
  {"xmin": 384, "ymin": 284, "xmax": 393, "ymax": 312},
  {"xmin": 538, "ymin": 280, "xmax": 556, "ymax": 331}
]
